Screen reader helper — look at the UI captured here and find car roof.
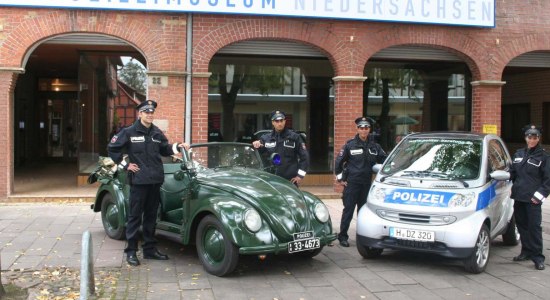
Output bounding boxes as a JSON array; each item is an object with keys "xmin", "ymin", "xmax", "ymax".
[{"xmin": 404, "ymin": 131, "xmax": 491, "ymax": 141}]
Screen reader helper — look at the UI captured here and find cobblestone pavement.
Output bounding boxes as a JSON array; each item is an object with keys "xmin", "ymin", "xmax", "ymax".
[{"xmin": 1, "ymin": 200, "xmax": 550, "ymax": 299}]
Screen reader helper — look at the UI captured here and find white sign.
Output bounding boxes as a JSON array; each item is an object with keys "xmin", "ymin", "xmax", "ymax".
[{"xmin": 0, "ymin": 0, "xmax": 495, "ymax": 27}]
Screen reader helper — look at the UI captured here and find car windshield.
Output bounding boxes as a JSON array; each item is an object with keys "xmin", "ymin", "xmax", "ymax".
[
  {"xmin": 381, "ymin": 137, "xmax": 482, "ymax": 180},
  {"xmin": 189, "ymin": 143, "xmax": 263, "ymax": 172}
]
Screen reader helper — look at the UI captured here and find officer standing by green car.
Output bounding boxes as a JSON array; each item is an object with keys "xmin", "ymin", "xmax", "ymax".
[
  {"xmin": 108, "ymin": 100, "xmax": 189, "ymax": 266},
  {"xmin": 252, "ymin": 110, "xmax": 309, "ymax": 186},
  {"xmin": 335, "ymin": 117, "xmax": 386, "ymax": 247}
]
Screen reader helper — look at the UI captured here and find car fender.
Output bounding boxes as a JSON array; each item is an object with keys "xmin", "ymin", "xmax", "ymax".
[
  {"xmin": 184, "ymin": 196, "xmax": 276, "ymax": 248},
  {"xmin": 91, "ymin": 180, "xmax": 128, "ymax": 225}
]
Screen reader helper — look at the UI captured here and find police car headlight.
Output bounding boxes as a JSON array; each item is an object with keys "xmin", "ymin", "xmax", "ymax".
[
  {"xmin": 243, "ymin": 209, "xmax": 262, "ymax": 232},
  {"xmin": 314, "ymin": 202, "xmax": 330, "ymax": 223},
  {"xmin": 370, "ymin": 186, "xmax": 386, "ymax": 202},
  {"xmin": 448, "ymin": 192, "xmax": 476, "ymax": 208}
]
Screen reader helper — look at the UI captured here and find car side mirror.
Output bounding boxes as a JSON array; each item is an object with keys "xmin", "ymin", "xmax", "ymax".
[
  {"xmin": 372, "ymin": 164, "xmax": 382, "ymax": 173},
  {"xmin": 490, "ymin": 170, "xmax": 510, "ymax": 181}
]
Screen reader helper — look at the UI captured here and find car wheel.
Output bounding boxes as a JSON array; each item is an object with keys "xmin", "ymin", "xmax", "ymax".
[
  {"xmin": 295, "ymin": 246, "xmax": 323, "ymax": 258},
  {"xmin": 196, "ymin": 215, "xmax": 239, "ymax": 276},
  {"xmin": 100, "ymin": 193, "xmax": 126, "ymax": 240},
  {"xmin": 464, "ymin": 224, "xmax": 490, "ymax": 274},
  {"xmin": 357, "ymin": 242, "xmax": 383, "ymax": 258},
  {"xmin": 502, "ymin": 215, "xmax": 520, "ymax": 246}
]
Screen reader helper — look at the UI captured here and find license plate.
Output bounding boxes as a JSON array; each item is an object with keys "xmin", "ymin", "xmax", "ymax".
[
  {"xmin": 389, "ymin": 227, "xmax": 435, "ymax": 242},
  {"xmin": 288, "ymin": 238, "xmax": 320, "ymax": 253}
]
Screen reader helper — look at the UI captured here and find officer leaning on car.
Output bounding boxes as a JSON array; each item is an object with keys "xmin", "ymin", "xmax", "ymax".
[
  {"xmin": 335, "ymin": 117, "xmax": 386, "ymax": 247},
  {"xmin": 510, "ymin": 124, "xmax": 550, "ymax": 270},
  {"xmin": 252, "ymin": 110, "xmax": 309, "ymax": 186},
  {"xmin": 108, "ymin": 100, "xmax": 189, "ymax": 267}
]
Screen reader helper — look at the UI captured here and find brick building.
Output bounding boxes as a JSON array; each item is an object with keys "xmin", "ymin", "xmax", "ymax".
[{"xmin": 1, "ymin": 1, "xmax": 550, "ymax": 198}]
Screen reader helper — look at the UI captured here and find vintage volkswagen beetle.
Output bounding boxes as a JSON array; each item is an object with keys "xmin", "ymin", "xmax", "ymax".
[
  {"xmin": 90, "ymin": 142, "xmax": 336, "ymax": 276},
  {"xmin": 356, "ymin": 132, "xmax": 520, "ymax": 273}
]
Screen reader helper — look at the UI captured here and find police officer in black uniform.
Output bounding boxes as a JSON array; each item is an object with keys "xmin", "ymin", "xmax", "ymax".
[
  {"xmin": 335, "ymin": 117, "xmax": 386, "ymax": 247},
  {"xmin": 108, "ymin": 100, "xmax": 189, "ymax": 266},
  {"xmin": 510, "ymin": 125, "xmax": 550, "ymax": 270},
  {"xmin": 208, "ymin": 120, "xmax": 223, "ymax": 142},
  {"xmin": 252, "ymin": 110, "xmax": 309, "ymax": 185}
]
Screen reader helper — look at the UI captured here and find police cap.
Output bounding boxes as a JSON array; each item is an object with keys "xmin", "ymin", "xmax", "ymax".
[
  {"xmin": 524, "ymin": 124, "xmax": 542, "ymax": 137},
  {"xmin": 137, "ymin": 100, "xmax": 157, "ymax": 113},
  {"xmin": 271, "ymin": 110, "xmax": 286, "ymax": 121},
  {"xmin": 355, "ymin": 117, "xmax": 371, "ymax": 128}
]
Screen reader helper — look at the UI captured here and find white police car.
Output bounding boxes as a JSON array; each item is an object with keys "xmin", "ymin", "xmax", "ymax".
[{"xmin": 356, "ymin": 132, "xmax": 519, "ymax": 273}]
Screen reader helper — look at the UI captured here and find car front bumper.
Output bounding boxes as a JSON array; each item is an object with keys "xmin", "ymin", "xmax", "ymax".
[
  {"xmin": 356, "ymin": 205, "xmax": 486, "ymax": 259},
  {"xmin": 238, "ymin": 233, "xmax": 337, "ymax": 255}
]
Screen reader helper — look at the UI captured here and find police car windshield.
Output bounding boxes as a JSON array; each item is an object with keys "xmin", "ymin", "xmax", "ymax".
[
  {"xmin": 381, "ymin": 138, "xmax": 482, "ymax": 180},
  {"xmin": 189, "ymin": 143, "xmax": 263, "ymax": 171}
]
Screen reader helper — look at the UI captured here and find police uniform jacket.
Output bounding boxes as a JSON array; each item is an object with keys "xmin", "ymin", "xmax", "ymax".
[
  {"xmin": 258, "ymin": 128, "xmax": 309, "ymax": 180},
  {"xmin": 511, "ymin": 144, "xmax": 550, "ymax": 203},
  {"xmin": 335, "ymin": 135, "xmax": 386, "ymax": 184},
  {"xmin": 108, "ymin": 119, "xmax": 177, "ymax": 185}
]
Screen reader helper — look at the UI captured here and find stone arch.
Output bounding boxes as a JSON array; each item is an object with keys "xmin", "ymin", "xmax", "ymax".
[
  {"xmin": 0, "ymin": 9, "xmax": 186, "ymax": 72},
  {"xmin": 192, "ymin": 17, "xmax": 339, "ymax": 75},
  {"xmin": 353, "ymin": 25, "xmax": 484, "ymax": 81},
  {"xmin": 496, "ymin": 32, "xmax": 550, "ymax": 78}
]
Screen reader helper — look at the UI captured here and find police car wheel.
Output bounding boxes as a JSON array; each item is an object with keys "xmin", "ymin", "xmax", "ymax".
[
  {"xmin": 100, "ymin": 193, "xmax": 126, "ymax": 240},
  {"xmin": 464, "ymin": 224, "xmax": 490, "ymax": 274},
  {"xmin": 196, "ymin": 215, "xmax": 239, "ymax": 276},
  {"xmin": 502, "ymin": 215, "xmax": 520, "ymax": 246},
  {"xmin": 357, "ymin": 243, "xmax": 383, "ymax": 259}
]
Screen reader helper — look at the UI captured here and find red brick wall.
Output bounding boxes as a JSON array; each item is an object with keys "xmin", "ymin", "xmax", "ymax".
[{"xmin": 0, "ymin": 3, "xmax": 550, "ymax": 196}]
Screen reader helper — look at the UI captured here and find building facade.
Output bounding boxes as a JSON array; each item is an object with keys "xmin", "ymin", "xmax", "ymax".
[{"xmin": 1, "ymin": 1, "xmax": 550, "ymax": 198}]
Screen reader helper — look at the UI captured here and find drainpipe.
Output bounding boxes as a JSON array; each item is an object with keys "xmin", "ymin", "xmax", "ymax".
[{"xmin": 184, "ymin": 14, "xmax": 193, "ymax": 144}]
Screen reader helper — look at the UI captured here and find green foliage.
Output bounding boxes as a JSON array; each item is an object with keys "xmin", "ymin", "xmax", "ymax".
[{"xmin": 119, "ymin": 60, "xmax": 147, "ymax": 95}]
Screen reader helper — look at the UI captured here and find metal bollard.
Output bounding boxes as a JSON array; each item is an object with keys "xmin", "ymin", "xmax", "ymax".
[{"xmin": 80, "ymin": 230, "xmax": 95, "ymax": 300}]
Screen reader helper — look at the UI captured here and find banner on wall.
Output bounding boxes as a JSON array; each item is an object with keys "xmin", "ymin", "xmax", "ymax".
[{"xmin": 0, "ymin": 0, "xmax": 495, "ymax": 28}]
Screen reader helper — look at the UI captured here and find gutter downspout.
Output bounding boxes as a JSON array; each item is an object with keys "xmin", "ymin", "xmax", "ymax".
[{"xmin": 184, "ymin": 14, "xmax": 193, "ymax": 144}]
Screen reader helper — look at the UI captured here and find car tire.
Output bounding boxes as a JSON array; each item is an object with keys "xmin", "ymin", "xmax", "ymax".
[
  {"xmin": 295, "ymin": 246, "xmax": 323, "ymax": 258},
  {"xmin": 100, "ymin": 193, "xmax": 126, "ymax": 240},
  {"xmin": 464, "ymin": 224, "xmax": 490, "ymax": 274},
  {"xmin": 502, "ymin": 215, "xmax": 520, "ymax": 246},
  {"xmin": 357, "ymin": 242, "xmax": 383, "ymax": 259},
  {"xmin": 196, "ymin": 215, "xmax": 239, "ymax": 276}
]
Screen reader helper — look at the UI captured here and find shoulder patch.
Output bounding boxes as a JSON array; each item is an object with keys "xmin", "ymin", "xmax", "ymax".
[{"xmin": 110, "ymin": 135, "xmax": 118, "ymax": 144}]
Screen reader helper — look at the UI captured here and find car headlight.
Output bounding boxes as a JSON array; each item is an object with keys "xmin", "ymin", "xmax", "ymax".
[
  {"xmin": 370, "ymin": 185, "xmax": 386, "ymax": 202},
  {"xmin": 314, "ymin": 202, "xmax": 330, "ymax": 223},
  {"xmin": 448, "ymin": 192, "xmax": 476, "ymax": 208},
  {"xmin": 243, "ymin": 209, "xmax": 262, "ymax": 232}
]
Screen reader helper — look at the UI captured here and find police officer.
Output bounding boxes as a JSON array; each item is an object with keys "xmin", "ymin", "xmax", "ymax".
[
  {"xmin": 335, "ymin": 117, "xmax": 386, "ymax": 247},
  {"xmin": 252, "ymin": 110, "xmax": 309, "ymax": 185},
  {"xmin": 510, "ymin": 125, "xmax": 550, "ymax": 270},
  {"xmin": 208, "ymin": 120, "xmax": 223, "ymax": 142},
  {"xmin": 108, "ymin": 100, "xmax": 189, "ymax": 266}
]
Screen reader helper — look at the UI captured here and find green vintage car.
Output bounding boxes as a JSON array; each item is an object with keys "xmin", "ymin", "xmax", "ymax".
[{"xmin": 90, "ymin": 142, "xmax": 337, "ymax": 276}]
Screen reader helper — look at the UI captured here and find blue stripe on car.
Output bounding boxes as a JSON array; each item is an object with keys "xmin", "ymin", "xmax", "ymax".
[
  {"xmin": 384, "ymin": 183, "xmax": 496, "ymax": 209},
  {"xmin": 384, "ymin": 189, "xmax": 456, "ymax": 208},
  {"xmin": 476, "ymin": 182, "xmax": 497, "ymax": 211}
]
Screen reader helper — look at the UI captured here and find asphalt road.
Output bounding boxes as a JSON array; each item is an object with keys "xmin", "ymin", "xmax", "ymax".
[{"xmin": 1, "ymin": 200, "xmax": 550, "ymax": 299}]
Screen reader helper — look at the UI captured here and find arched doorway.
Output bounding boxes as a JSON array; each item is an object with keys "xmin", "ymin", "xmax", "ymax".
[
  {"xmin": 207, "ymin": 40, "xmax": 335, "ymax": 182},
  {"xmin": 364, "ymin": 45, "xmax": 473, "ymax": 151},
  {"xmin": 501, "ymin": 51, "xmax": 550, "ymax": 153},
  {"xmin": 14, "ymin": 33, "xmax": 146, "ymax": 194}
]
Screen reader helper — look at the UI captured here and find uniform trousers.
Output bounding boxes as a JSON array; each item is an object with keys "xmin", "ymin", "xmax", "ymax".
[
  {"xmin": 338, "ymin": 182, "xmax": 370, "ymax": 242},
  {"xmin": 125, "ymin": 183, "xmax": 162, "ymax": 254},
  {"xmin": 514, "ymin": 201, "xmax": 545, "ymax": 264}
]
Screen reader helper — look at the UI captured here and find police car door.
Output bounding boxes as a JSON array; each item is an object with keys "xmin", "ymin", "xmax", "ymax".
[
  {"xmin": 158, "ymin": 161, "xmax": 192, "ymax": 227},
  {"xmin": 486, "ymin": 139, "xmax": 512, "ymax": 234}
]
